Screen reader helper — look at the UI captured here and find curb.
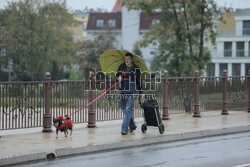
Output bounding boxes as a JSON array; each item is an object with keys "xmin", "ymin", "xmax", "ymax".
[{"xmin": 1, "ymin": 125, "xmax": 250, "ymax": 166}]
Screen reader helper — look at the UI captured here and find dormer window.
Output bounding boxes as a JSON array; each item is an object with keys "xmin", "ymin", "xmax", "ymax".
[
  {"xmin": 96, "ymin": 19, "xmax": 104, "ymax": 27},
  {"xmin": 243, "ymin": 20, "xmax": 250, "ymax": 35},
  {"xmin": 109, "ymin": 20, "xmax": 116, "ymax": 27}
]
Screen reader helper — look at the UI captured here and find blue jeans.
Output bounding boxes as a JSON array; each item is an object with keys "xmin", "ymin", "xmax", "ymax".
[{"xmin": 120, "ymin": 95, "xmax": 136, "ymax": 133}]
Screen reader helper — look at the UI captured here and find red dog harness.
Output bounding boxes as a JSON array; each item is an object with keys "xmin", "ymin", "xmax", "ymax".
[{"xmin": 56, "ymin": 116, "xmax": 73, "ymax": 129}]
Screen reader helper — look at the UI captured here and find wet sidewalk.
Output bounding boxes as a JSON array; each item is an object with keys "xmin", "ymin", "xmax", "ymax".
[{"xmin": 1, "ymin": 111, "xmax": 250, "ymax": 166}]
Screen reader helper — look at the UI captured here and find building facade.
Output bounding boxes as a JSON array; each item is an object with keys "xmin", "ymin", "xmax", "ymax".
[{"xmin": 211, "ymin": 9, "xmax": 250, "ymax": 76}]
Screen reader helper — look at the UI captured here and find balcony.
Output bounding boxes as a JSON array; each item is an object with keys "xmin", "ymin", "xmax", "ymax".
[{"xmin": 217, "ymin": 29, "xmax": 250, "ymax": 37}]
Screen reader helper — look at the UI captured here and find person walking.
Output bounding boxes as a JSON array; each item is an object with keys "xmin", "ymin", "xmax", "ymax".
[{"xmin": 116, "ymin": 53, "xmax": 144, "ymax": 135}]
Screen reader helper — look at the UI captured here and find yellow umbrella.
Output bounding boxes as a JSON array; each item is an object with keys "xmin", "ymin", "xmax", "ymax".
[{"xmin": 99, "ymin": 50, "xmax": 149, "ymax": 79}]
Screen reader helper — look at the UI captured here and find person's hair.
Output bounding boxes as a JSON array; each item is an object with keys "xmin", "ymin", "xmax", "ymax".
[{"xmin": 125, "ymin": 53, "xmax": 133, "ymax": 59}]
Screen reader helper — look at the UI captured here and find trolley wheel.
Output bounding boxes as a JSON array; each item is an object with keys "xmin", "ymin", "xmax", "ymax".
[
  {"xmin": 141, "ymin": 123, "xmax": 147, "ymax": 133},
  {"xmin": 159, "ymin": 124, "xmax": 165, "ymax": 134}
]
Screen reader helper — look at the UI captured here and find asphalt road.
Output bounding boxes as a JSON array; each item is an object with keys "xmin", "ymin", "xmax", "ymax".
[{"xmin": 18, "ymin": 132, "xmax": 250, "ymax": 167}]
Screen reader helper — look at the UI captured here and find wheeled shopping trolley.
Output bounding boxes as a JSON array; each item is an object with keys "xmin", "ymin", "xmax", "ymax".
[{"xmin": 139, "ymin": 99, "xmax": 165, "ymax": 134}]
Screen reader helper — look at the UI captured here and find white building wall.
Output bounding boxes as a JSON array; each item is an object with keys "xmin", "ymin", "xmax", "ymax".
[
  {"xmin": 141, "ymin": 46, "xmax": 155, "ymax": 71},
  {"xmin": 122, "ymin": 7, "xmax": 140, "ymax": 51},
  {"xmin": 245, "ymin": 41, "xmax": 249, "ymax": 57},
  {"xmin": 236, "ymin": 20, "xmax": 242, "ymax": 36},
  {"xmin": 232, "ymin": 41, "xmax": 236, "ymax": 58},
  {"xmin": 215, "ymin": 63, "xmax": 219, "ymax": 77},
  {"xmin": 217, "ymin": 42, "xmax": 223, "ymax": 58},
  {"xmin": 241, "ymin": 63, "xmax": 245, "ymax": 76},
  {"xmin": 228, "ymin": 63, "xmax": 232, "ymax": 76},
  {"xmin": 122, "ymin": 7, "xmax": 154, "ymax": 71}
]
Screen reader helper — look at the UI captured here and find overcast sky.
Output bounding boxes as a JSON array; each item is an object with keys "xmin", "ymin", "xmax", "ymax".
[{"xmin": 0, "ymin": 0, "xmax": 249, "ymax": 11}]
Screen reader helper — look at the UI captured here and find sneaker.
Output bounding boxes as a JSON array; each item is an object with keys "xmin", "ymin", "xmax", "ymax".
[
  {"xmin": 121, "ymin": 131, "xmax": 128, "ymax": 135},
  {"xmin": 129, "ymin": 126, "xmax": 137, "ymax": 133}
]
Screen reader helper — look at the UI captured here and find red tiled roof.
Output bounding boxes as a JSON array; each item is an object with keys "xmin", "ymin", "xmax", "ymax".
[
  {"xmin": 112, "ymin": 0, "xmax": 122, "ymax": 12},
  {"xmin": 86, "ymin": 12, "xmax": 122, "ymax": 30},
  {"xmin": 86, "ymin": 12, "xmax": 162, "ymax": 30},
  {"xmin": 140, "ymin": 12, "xmax": 162, "ymax": 30}
]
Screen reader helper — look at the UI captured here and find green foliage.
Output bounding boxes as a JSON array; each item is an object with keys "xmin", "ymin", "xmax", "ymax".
[
  {"xmin": 0, "ymin": 71, "xmax": 8, "ymax": 81},
  {"xmin": 124, "ymin": 0, "xmax": 221, "ymax": 77},
  {"xmin": 68, "ymin": 71, "xmax": 85, "ymax": 80},
  {"xmin": 133, "ymin": 43, "xmax": 143, "ymax": 58},
  {"xmin": 51, "ymin": 60, "xmax": 64, "ymax": 80},
  {"xmin": 0, "ymin": 0, "xmax": 76, "ymax": 81}
]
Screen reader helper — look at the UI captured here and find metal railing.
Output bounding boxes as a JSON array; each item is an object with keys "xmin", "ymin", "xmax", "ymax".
[
  {"xmin": 50, "ymin": 81, "xmax": 89, "ymax": 124},
  {"xmin": 0, "ymin": 82, "xmax": 45, "ymax": 130},
  {"xmin": 0, "ymin": 70, "xmax": 250, "ymax": 130}
]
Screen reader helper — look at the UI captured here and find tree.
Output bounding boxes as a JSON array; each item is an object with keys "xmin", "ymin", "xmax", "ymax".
[
  {"xmin": 133, "ymin": 42, "xmax": 143, "ymax": 58},
  {"xmin": 124, "ymin": 0, "xmax": 221, "ymax": 77},
  {"xmin": 76, "ymin": 26, "xmax": 118, "ymax": 78},
  {"xmin": 0, "ymin": 0, "xmax": 76, "ymax": 81}
]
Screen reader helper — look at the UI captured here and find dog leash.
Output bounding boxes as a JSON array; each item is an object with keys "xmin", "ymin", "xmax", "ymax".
[{"xmin": 67, "ymin": 69, "xmax": 128, "ymax": 117}]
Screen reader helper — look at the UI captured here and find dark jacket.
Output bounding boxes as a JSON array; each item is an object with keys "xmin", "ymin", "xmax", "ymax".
[{"xmin": 116, "ymin": 63, "xmax": 144, "ymax": 94}]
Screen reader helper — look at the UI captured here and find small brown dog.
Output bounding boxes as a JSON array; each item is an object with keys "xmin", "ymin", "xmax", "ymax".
[{"xmin": 53, "ymin": 115, "xmax": 73, "ymax": 138}]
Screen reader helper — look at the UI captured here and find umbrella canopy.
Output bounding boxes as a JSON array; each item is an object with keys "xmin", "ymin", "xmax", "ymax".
[{"xmin": 99, "ymin": 50, "xmax": 149, "ymax": 79}]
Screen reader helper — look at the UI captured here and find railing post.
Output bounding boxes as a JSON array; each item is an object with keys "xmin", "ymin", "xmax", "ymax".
[
  {"xmin": 88, "ymin": 71, "xmax": 96, "ymax": 128},
  {"xmin": 42, "ymin": 72, "xmax": 52, "ymax": 132},
  {"xmin": 222, "ymin": 70, "xmax": 229, "ymax": 115},
  {"xmin": 248, "ymin": 70, "xmax": 250, "ymax": 113},
  {"xmin": 162, "ymin": 70, "xmax": 169, "ymax": 120},
  {"xmin": 193, "ymin": 70, "xmax": 201, "ymax": 117}
]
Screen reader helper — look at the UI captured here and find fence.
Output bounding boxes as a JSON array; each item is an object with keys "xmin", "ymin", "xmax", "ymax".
[
  {"xmin": 0, "ymin": 81, "xmax": 45, "ymax": 130},
  {"xmin": 0, "ymin": 70, "xmax": 249, "ymax": 130}
]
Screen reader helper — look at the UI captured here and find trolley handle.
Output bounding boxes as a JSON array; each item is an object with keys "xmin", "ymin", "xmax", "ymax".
[
  {"xmin": 139, "ymin": 95, "xmax": 143, "ymax": 108},
  {"xmin": 139, "ymin": 94, "xmax": 158, "ymax": 108}
]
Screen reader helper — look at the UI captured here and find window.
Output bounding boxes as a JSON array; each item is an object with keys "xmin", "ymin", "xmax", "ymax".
[
  {"xmin": 108, "ymin": 20, "xmax": 116, "ymax": 27},
  {"xmin": 150, "ymin": 51, "xmax": 155, "ymax": 55},
  {"xmin": 236, "ymin": 42, "xmax": 244, "ymax": 57},
  {"xmin": 204, "ymin": 35, "xmax": 208, "ymax": 42},
  {"xmin": 232, "ymin": 64, "xmax": 241, "ymax": 76},
  {"xmin": 224, "ymin": 42, "xmax": 232, "ymax": 57},
  {"xmin": 243, "ymin": 20, "xmax": 250, "ymax": 35},
  {"xmin": 245, "ymin": 63, "xmax": 250, "ymax": 76},
  {"xmin": 214, "ymin": 24, "xmax": 218, "ymax": 29},
  {"xmin": 1, "ymin": 48, "xmax": 6, "ymax": 56},
  {"xmin": 219, "ymin": 63, "xmax": 227, "ymax": 76},
  {"xmin": 96, "ymin": 19, "xmax": 104, "ymax": 27}
]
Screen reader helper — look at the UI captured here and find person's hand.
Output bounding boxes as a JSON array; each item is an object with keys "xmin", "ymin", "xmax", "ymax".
[
  {"xmin": 140, "ymin": 94, "xmax": 145, "ymax": 99},
  {"xmin": 117, "ymin": 76, "xmax": 123, "ymax": 82}
]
